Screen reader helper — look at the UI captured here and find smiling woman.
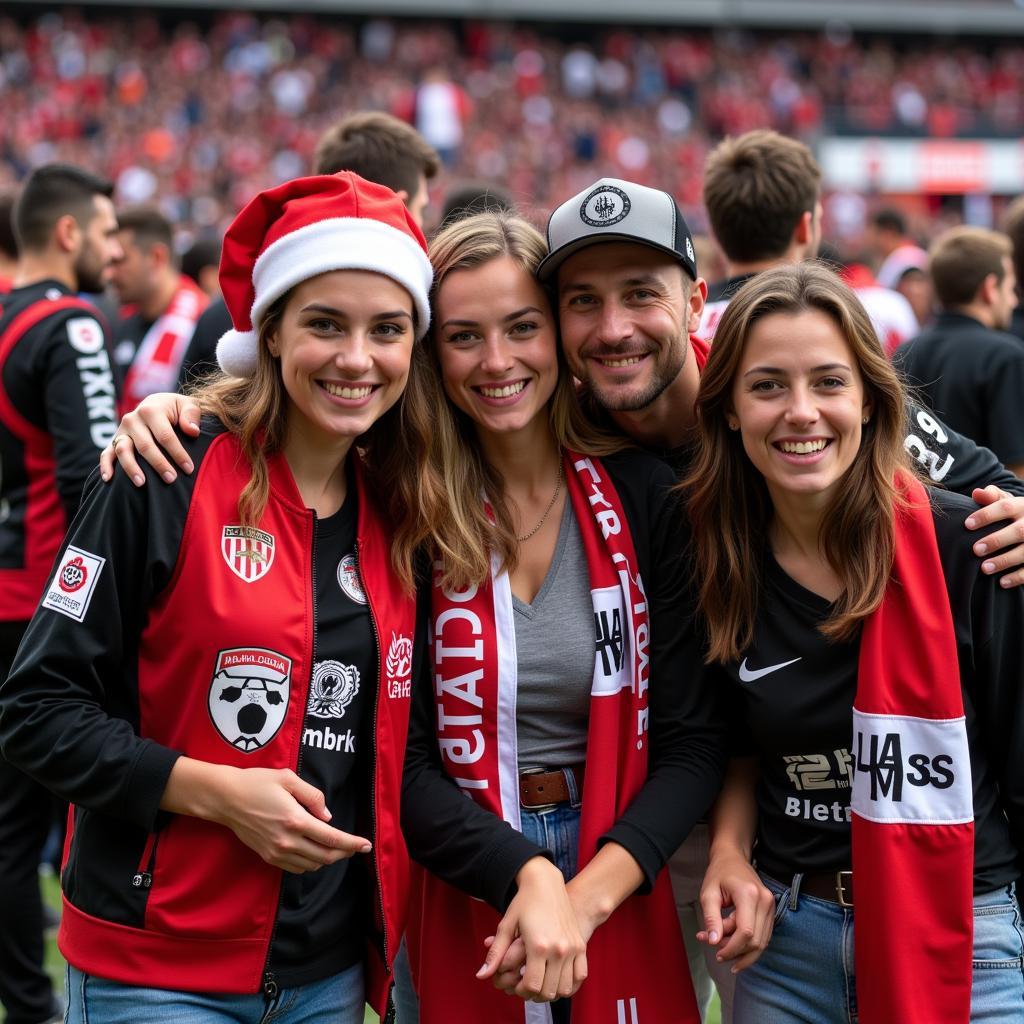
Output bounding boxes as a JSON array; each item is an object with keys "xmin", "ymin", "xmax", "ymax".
[
  {"xmin": 397, "ymin": 211, "xmax": 726, "ymax": 1024},
  {"xmin": 684, "ymin": 264, "xmax": 1024, "ymax": 1024},
  {"xmin": 0, "ymin": 172, "xmax": 435, "ymax": 1024}
]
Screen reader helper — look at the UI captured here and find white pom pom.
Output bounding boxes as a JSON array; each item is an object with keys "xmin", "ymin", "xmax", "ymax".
[{"xmin": 216, "ymin": 328, "xmax": 259, "ymax": 377}]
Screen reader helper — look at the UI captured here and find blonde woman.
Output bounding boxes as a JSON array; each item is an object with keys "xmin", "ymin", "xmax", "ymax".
[{"xmin": 0, "ymin": 173, "xmax": 435, "ymax": 1023}]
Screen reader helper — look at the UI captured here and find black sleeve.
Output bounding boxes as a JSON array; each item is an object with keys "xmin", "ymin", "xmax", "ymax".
[
  {"xmin": 904, "ymin": 400, "xmax": 1024, "ymax": 497},
  {"xmin": 964, "ymin": 529, "xmax": 1024, "ymax": 857},
  {"xmin": 984, "ymin": 351, "xmax": 1024, "ymax": 467},
  {"xmin": 0, "ymin": 442, "xmax": 195, "ymax": 831},
  {"xmin": 600, "ymin": 463, "xmax": 728, "ymax": 890},
  {"xmin": 401, "ymin": 592, "xmax": 550, "ymax": 912},
  {"xmin": 37, "ymin": 312, "xmax": 122, "ymax": 520}
]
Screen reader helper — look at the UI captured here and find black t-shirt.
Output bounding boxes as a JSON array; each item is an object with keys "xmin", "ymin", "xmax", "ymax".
[
  {"xmin": 269, "ymin": 489, "xmax": 377, "ymax": 986},
  {"xmin": 716, "ymin": 488, "xmax": 1024, "ymax": 893},
  {"xmin": 894, "ymin": 312, "xmax": 1024, "ymax": 467}
]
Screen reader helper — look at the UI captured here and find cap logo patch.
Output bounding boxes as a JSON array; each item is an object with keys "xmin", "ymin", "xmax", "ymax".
[
  {"xmin": 580, "ymin": 185, "xmax": 630, "ymax": 228},
  {"xmin": 686, "ymin": 237, "xmax": 696, "ymax": 262}
]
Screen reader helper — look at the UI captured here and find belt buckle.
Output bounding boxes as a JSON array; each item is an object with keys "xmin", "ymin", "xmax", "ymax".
[
  {"xmin": 519, "ymin": 766, "xmax": 559, "ymax": 812},
  {"xmin": 835, "ymin": 870, "xmax": 853, "ymax": 908}
]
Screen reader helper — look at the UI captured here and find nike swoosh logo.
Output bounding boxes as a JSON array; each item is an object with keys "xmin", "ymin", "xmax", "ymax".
[{"xmin": 738, "ymin": 657, "xmax": 802, "ymax": 683}]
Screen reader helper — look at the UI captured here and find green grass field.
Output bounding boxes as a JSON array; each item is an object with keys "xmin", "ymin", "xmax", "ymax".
[{"xmin": 32, "ymin": 874, "xmax": 719, "ymax": 1024}]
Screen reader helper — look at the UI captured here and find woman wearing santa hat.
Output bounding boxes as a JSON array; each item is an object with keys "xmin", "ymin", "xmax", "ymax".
[{"xmin": 0, "ymin": 171, "xmax": 437, "ymax": 1022}]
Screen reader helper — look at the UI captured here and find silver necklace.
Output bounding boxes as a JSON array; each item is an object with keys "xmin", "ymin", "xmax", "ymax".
[{"xmin": 516, "ymin": 463, "xmax": 564, "ymax": 543}]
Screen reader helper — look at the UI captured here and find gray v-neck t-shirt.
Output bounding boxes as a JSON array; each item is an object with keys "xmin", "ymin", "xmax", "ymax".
[{"xmin": 513, "ymin": 500, "xmax": 595, "ymax": 767}]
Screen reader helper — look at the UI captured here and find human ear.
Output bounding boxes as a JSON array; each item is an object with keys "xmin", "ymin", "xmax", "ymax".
[
  {"xmin": 54, "ymin": 214, "xmax": 80, "ymax": 255},
  {"xmin": 794, "ymin": 209, "xmax": 813, "ymax": 245},
  {"xmin": 687, "ymin": 276, "xmax": 708, "ymax": 334}
]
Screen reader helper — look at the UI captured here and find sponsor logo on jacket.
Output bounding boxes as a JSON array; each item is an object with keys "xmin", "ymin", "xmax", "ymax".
[
  {"xmin": 385, "ymin": 631, "xmax": 413, "ymax": 699},
  {"xmin": 208, "ymin": 647, "xmax": 291, "ymax": 752},
  {"xmin": 65, "ymin": 317, "xmax": 118, "ymax": 448},
  {"xmin": 42, "ymin": 546, "xmax": 105, "ymax": 622}
]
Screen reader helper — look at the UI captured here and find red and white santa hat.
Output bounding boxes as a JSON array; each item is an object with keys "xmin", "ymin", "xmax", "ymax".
[{"xmin": 216, "ymin": 171, "xmax": 433, "ymax": 377}]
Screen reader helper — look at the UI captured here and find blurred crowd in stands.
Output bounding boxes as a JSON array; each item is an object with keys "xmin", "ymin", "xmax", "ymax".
[{"xmin": 1, "ymin": 9, "xmax": 1022, "ymax": 244}]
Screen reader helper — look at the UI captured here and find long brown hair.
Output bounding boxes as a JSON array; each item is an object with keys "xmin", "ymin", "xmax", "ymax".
[
  {"xmin": 390, "ymin": 211, "xmax": 625, "ymax": 592},
  {"xmin": 683, "ymin": 262, "xmax": 914, "ymax": 663},
  {"xmin": 192, "ymin": 288, "xmax": 435, "ymax": 593}
]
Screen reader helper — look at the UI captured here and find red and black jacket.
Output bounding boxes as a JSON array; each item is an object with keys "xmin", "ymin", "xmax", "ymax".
[
  {"xmin": 0, "ymin": 422, "xmax": 418, "ymax": 1016},
  {"xmin": 0, "ymin": 280, "xmax": 120, "ymax": 622}
]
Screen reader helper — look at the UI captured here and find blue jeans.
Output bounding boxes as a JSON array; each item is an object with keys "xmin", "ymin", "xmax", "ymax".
[
  {"xmin": 393, "ymin": 799, "xmax": 582, "ymax": 1024},
  {"xmin": 64, "ymin": 962, "xmax": 364, "ymax": 1024},
  {"xmin": 734, "ymin": 873, "xmax": 1024, "ymax": 1023},
  {"xmin": 519, "ymin": 801, "xmax": 582, "ymax": 1024},
  {"xmin": 519, "ymin": 802, "xmax": 582, "ymax": 882}
]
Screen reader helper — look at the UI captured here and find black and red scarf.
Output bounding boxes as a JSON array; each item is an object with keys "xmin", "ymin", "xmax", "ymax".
[{"xmin": 408, "ymin": 451, "xmax": 699, "ymax": 1024}]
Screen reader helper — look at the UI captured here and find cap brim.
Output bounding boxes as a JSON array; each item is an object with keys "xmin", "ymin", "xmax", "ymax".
[{"xmin": 537, "ymin": 232, "xmax": 694, "ymax": 282}]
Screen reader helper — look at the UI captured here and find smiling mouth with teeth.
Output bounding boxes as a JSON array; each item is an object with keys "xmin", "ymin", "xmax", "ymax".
[
  {"xmin": 476, "ymin": 380, "xmax": 527, "ymax": 399},
  {"xmin": 320, "ymin": 382, "xmax": 376, "ymax": 400},
  {"xmin": 597, "ymin": 355, "xmax": 645, "ymax": 368},
  {"xmin": 776, "ymin": 439, "xmax": 830, "ymax": 454}
]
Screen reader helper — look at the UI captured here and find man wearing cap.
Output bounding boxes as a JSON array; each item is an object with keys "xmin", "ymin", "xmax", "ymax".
[
  {"xmin": 538, "ymin": 178, "xmax": 706, "ymax": 473},
  {"xmin": 539, "ymin": 174, "xmax": 1024, "ymax": 1024}
]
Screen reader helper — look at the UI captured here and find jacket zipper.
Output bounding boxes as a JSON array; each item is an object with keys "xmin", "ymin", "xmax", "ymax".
[
  {"xmin": 131, "ymin": 829, "xmax": 161, "ymax": 891},
  {"xmin": 261, "ymin": 510, "xmax": 319, "ymax": 999},
  {"xmin": 356, "ymin": 538, "xmax": 392, "ymax": 989}
]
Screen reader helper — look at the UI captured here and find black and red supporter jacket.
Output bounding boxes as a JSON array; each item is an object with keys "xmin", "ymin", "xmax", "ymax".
[
  {"xmin": 0, "ymin": 280, "xmax": 120, "ymax": 621},
  {"xmin": 0, "ymin": 422, "xmax": 418, "ymax": 1015}
]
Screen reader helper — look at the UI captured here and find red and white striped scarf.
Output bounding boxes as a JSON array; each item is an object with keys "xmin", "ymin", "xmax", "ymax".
[
  {"xmin": 123, "ymin": 276, "xmax": 208, "ymax": 409},
  {"xmin": 409, "ymin": 452, "xmax": 699, "ymax": 1024},
  {"xmin": 853, "ymin": 473, "xmax": 974, "ymax": 1023}
]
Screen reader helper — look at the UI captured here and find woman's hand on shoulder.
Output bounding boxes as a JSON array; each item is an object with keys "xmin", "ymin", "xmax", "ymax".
[
  {"xmin": 162, "ymin": 759, "xmax": 371, "ymax": 874},
  {"xmin": 477, "ymin": 856, "xmax": 588, "ymax": 1002},
  {"xmin": 99, "ymin": 393, "xmax": 203, "ymax": 487},
  {"xmin": 698, "ymin": 846, "xmax": 775, "ymax": 973}
]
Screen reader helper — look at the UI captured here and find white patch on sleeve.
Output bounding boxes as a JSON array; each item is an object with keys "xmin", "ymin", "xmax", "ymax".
[
  {"xmin": 65, "ymin": 317, "xmax": 104, "ymax": 355},
  {"xmin": 42, "ymin": 546, "xmax": 106, "ymax": 622},
  {"xmin": 851, "ymin": 709, "xmax": 973, "ymax": 825}
]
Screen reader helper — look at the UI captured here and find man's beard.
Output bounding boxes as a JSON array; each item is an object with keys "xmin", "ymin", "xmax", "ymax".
[
  {"xmin": 73, "ymin": 246, "xmax": 107, "ymax": 294},
  {"xmin": 579, "ymin": 342, "xmax": 686, "ymax": 412}
]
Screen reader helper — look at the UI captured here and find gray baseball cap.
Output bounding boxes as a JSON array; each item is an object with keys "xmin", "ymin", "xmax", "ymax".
[{"xmin": 538, "ymin": 177, "xmax": 698, "ymax": 282}]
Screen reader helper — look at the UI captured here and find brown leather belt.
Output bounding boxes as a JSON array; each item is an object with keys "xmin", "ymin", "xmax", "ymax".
[
  {"xmin": 519, "ymin": 764, "xmax": 585, "ymax": 809},
  {"xmin": 798, "ymin": 869, "xmax": 855, "ymax": 908}
]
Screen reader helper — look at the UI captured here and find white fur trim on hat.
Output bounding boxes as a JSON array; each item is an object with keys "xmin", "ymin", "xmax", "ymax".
[
  {"xmin": 252, "ymin": 217, "xmax": 432, "ymax": 337},
  {"xmin": 217, "ymin": 327, "xmax": 260, "ymax": 377}
]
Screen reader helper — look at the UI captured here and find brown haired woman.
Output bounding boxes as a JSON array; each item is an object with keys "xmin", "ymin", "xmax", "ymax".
[
  {"xmin": 686, "ymin": 263, "xmax": 1024, "ymax": 1024},
  {"xmin": 0, "ymin": 172, "xmax": 436, "ymax": 1023}
]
